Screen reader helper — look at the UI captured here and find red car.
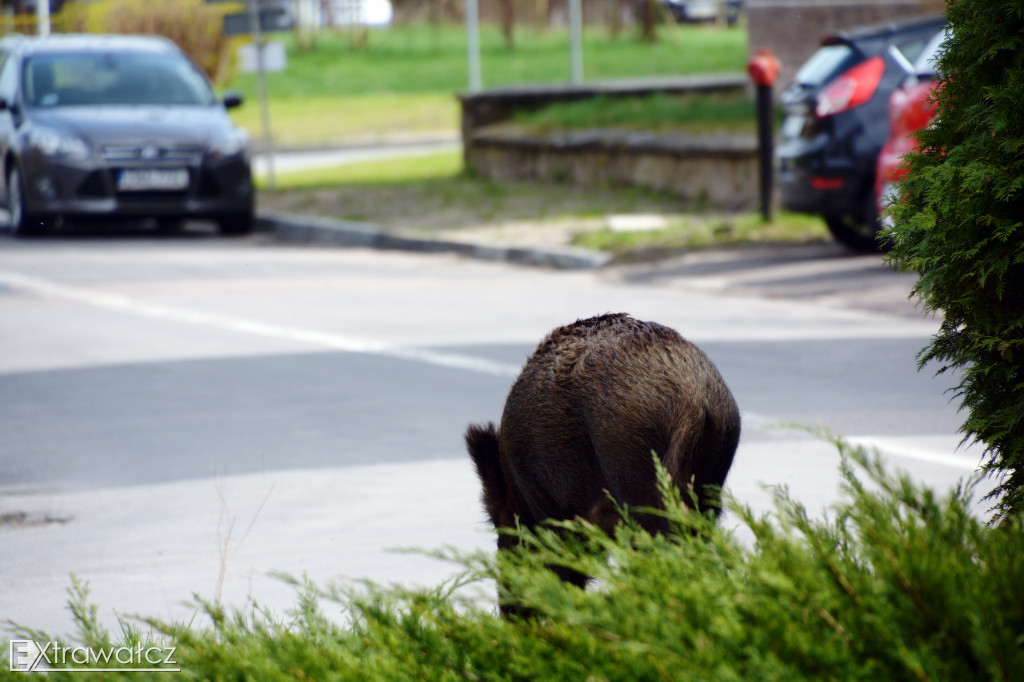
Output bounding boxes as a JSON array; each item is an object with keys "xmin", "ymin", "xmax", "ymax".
[{"xmin": 875, "ymin": 28, "xmax": 946, "ymax": 221}]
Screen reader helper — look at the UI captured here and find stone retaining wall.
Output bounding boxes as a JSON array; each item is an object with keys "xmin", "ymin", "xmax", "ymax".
[
  {"xmin": 467, "ymin": 125, "xmax": 759, "ymax": 209},
  {"xmin": 460, "ymin": 74, "xmax": 759, "ymax": 209}
]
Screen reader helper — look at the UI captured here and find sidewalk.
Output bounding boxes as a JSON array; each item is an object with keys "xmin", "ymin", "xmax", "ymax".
[
  {"xmin": 252, "ymin": 131, "xmax": 461, "ymax": 176},
  {"xmin": 1, "ymin": 431, "xmax": 981, "ymax": 638},
  {"xmin": 256, "ymin": 211, "xmax": 612, "ymax": 269}
]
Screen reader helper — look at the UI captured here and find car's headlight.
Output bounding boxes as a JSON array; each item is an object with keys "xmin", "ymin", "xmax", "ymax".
[
  {"xmin": 208, "ymin": 130, "xmax": 251, "ymax": 160},
  {"xmin": 29, "ymin": 126, "xmax": 90, "ymax": 161}
]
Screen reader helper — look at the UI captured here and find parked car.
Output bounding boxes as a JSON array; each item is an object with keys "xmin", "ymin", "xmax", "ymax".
[
  {"xmin": 0, "ymin": 34, "xmax": 254, "ymax": 236},
  {"xmin": 776, "ymin": 15, "xmax": 945, "ymax": 251},
  {"xmin": 7, "ymin": 0, "xmax": 66, "ymax": 15},
  {"xmin": 660, "ymin": 0, "xmax": 742, "ymax": 26},
  {"xmin": 874, "ymin": 27, "xmax": 946, "ymax": 223}
]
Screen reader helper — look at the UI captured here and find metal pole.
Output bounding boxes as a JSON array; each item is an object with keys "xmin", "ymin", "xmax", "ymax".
[
  {"xmin": 755, "ymin": 84, "xmax": 774, "ymax": 221},
  {"xmin": 568, "ymin": 0, "xmax": 582, "ymax": 85},
  {"xmin": 37, "ymin": 0, "xmax": 50, "ymax": 37},
  {"xmin": 466, "ymin": 0, "xmax": 482, "ymax": 92},
  {"xmin": 248, "ymin": 0, "xmax": 276, "ymax": 190}
]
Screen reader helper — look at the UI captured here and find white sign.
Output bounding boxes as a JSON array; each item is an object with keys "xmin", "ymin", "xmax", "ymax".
[{"xmin": 238, "ymin": 41, "xmax": 287, "ymax": 74}]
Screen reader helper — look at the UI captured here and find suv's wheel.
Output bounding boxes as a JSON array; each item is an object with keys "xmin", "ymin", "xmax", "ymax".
[
  {"xmin": 7, "ymin": 166, "xmax": 50, "ymax": 237},
  {"xmin": 217, "ymin": 210, "xmax": 253, "ymax": 236},
  {"xmin": 824, "ymin": 192, "xmax": 890, "ymax": 253}
]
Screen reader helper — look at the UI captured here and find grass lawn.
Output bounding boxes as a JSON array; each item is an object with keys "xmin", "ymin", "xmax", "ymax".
[
  {"xmin": 228, "ymin": 23, "xmax": 748, "ymax": 146},
  {"xmin": 233, "ymin": 93, "xmax": 459, "ymax": 147},
  {"xmin": 258, "ymin": 151, "xmax": 829, "ymax": 256},
  {"xmin": 511, "ymin": 91, "xmax": 784, "ymax": 135},
  {"xmin": 512, "ymin": 91, "xmax": 757, "ymax": 135},
  {"xmin": 257, "ymin": 150, "xmax": 689, "ymax": 231},
  {"xmin": 571, "ymin": 211, "xmax": 830, "ymax": 259}
]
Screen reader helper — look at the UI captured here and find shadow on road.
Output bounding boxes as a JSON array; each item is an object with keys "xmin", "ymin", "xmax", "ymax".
[{"xmin": 0, "ymin": 216, "xmax": 231, "ymax": 241}]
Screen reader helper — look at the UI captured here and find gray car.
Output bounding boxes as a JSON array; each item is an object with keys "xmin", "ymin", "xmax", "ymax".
[{"xmin": 0, "ymin": 33, "xmax": 254, "ymax": 236}]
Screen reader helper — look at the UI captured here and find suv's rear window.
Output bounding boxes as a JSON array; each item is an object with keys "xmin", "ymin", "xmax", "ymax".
[
  {"xmin": 794, "ymin": 45, "xmax": 857, "ymax": 87},
  {"xmin": 893, "ymin": 36, "xmax": 931, "ymax": 67}
]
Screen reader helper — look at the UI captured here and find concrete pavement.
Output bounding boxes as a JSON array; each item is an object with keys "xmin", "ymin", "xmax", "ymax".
[{"xmin": 256, "ymin": 211, "xmax": 612, "ymax": 269}]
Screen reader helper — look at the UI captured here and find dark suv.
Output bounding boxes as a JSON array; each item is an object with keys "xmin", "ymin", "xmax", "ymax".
[{"xmin": 776, "ymin": 15, "xmax": 945, "ymax": 251}]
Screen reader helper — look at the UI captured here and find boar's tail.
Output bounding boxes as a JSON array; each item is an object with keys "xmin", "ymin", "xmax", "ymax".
[{"xmin": 465, "ymin": 422, "xmax": 509, "ymax": 528}]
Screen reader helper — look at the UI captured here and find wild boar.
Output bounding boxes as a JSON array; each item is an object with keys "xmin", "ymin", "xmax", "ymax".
[{"xmin": 465, "ymin": 313, "xmax": 740, "ymax": 599}]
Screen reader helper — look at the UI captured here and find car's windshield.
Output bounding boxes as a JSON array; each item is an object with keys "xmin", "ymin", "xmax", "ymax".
[
  {"xmin": 794, "ymin": 44, "xmax": 857, "ymax": 87},
  {"xmin": 22, "ymin": 51, "xmax": 217, "ymax": 107}
]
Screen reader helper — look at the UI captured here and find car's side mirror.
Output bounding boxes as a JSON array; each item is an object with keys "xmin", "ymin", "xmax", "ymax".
[
  {"xmin": 223, "ymin": 91, "xmax": 244, "ymax": 110},
  {"xmin": 0, "ymin": 97, "xmax": 9, "ymax": 112}
]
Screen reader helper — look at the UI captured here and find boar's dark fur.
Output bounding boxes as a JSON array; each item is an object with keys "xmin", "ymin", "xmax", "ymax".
[{"xmin": 465, "ymin": 313, "xmax": 740, "ymax": 600}]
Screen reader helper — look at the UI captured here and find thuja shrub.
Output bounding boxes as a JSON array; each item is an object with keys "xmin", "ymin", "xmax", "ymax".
[
  {"xmin": 61, "ymin": 0, "xmax": 236, "ymax": 85},
  {"xmin": 10, "ymin": 441, "xmax": 1023, "ymax": 681},
  {"xmin": 885, "ymin": 1, "xmax": 1024, "ymax": 518}
]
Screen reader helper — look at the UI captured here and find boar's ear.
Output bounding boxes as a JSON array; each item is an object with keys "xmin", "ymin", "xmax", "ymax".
[{"xmin": 464, "ymin": 422, "xmax": 508, "ymax": 526}]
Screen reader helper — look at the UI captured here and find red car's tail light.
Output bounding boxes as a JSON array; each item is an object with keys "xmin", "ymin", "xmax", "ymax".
[
  {"xmin": 815, "ymin": 56, "xmax": 886, "ymax": 118},
  {"xmin": 898, "ymin": 81, "xmax": 938, "ymax": 134},
  {"xmin": 811, "ymin": 176, "xmax": 846, "ymax": 190}
]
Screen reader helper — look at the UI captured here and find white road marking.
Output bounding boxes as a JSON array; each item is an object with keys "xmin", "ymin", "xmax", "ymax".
[
  {"xmin": 846, "ymin": 435, "xmax": 982, "ymax": 472},
  {"xmin": 0, "ymin": 270, "xmax": 521, "ymax": 378}
]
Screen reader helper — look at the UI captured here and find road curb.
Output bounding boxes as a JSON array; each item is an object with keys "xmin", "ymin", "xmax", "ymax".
[{"xmin": 256, "ymin": 211, "xmax": 612, "ymax": 270}]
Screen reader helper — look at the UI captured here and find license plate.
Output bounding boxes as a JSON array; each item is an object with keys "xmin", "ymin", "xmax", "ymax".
[{"xmin": 117, "ymin": 168, "xmax": 189, "ymax": 192}]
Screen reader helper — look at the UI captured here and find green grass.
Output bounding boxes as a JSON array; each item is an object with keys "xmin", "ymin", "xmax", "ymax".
[
  {"xmin": 511, "ymin": 91, "xmax": 787, "ymax": 135},
  {"xmin": 232, "ymin": 24, "xmax": 747, "ymax": 97},
  {"xmin": 228, "ymin": 23, "xmax": 747, "ymax": 145},
  {"xmin": 8, "ymin": 439, "xmax": 1023, "ymax": 680},
  {"xmin": 232, "ymin": 93, "xmax": 460, "ymax": 147},
  {"xmin": 259, "ymin": 152, "xmax": 828, "ymax": 254},
  {"xmin": 512, "ymin": 92, "xmax": 760, "ymax": 134},
  {"xmin": 572, "ymin": 212, "xmax": 830, "ymax": 258},
  {"xmin": 258, "ymin": 150, "xmax": 698, "ymax": 235}
]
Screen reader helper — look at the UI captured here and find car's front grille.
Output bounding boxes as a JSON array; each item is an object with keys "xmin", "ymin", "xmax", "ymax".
[{"xmin": 101, "ymin": 145, "xmax": 204, "ymax": 164}]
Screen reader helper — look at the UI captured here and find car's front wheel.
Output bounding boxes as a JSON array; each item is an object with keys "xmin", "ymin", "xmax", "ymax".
[
  {"xmin": 7, "ymin": 166, "xmax": 53, "ymax": 237},
  {"xmin": 217, "ymin": 210, "xmax": 254, "ymax": 236},
  {"xmin": 156, "ymin": 217, "xmax": 185, "ymax": 234}
]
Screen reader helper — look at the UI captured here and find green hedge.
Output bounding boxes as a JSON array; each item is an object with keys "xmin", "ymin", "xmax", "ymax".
[
  {"xmin": 6, "ymin": 440, "xmax": 1023, "ymax": 681},
  {"xmin": 886, "ymin": 1, "xmax": 1024, "ymax": 518}
]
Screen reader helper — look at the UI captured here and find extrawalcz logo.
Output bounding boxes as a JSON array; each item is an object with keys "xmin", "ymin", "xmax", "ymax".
[
  {"xmin": 8, "ymin": 641, "xmax": 44, "ymax": 672},
  {"xmin": 9, "ymin": 639, "xmax": 179, "ymax": 673}
]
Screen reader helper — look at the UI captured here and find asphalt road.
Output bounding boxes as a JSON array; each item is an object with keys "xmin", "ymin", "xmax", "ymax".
[{"xmin": 0, "ymin": 231, "xmax": 982, "ymax": 635}]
